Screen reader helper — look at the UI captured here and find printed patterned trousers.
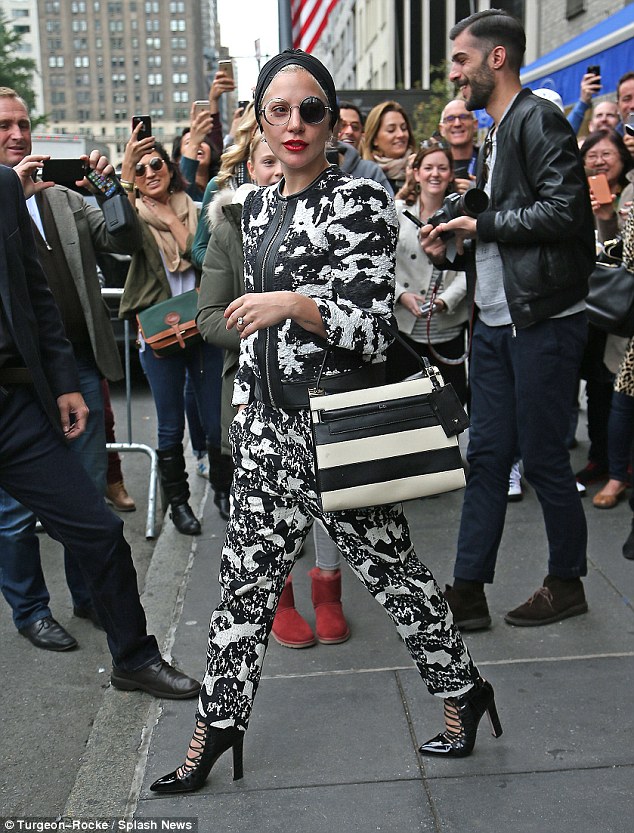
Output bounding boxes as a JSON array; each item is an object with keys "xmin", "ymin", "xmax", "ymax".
[{"xmin": 198, "ymin": 401, "xmax": 479, "ymax": 730}]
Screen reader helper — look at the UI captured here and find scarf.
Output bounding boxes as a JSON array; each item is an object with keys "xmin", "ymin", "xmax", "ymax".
[
  {"xmin": 372, "ymin": 152, "xmax": 410, "ymax": 187},
  {"xmin": 136, "ymin": 191, "xmax": 198, "ymax": 273}
]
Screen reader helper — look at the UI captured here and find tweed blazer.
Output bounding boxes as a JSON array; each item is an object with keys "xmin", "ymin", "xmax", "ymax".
[{"xmin": 38, "ymin": 186, "xmax": 142, "ymax": 381}]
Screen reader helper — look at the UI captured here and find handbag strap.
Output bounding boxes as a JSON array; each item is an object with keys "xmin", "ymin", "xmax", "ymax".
[{"xmin": 314, "ymin": 319, "xmax": 441, "ymax": 392}]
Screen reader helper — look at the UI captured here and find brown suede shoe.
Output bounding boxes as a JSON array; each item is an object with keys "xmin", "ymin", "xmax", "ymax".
[
  {"xmin": 504, "ymin": 575, "xmax": 588, "ymax": 627},
  {"xmin": 444, "ymin": 584, "xmax": 491, "ymax": 631},
  {"xmin": 105, "ymin": 480, "xmax": 136, "ymax": 512}
]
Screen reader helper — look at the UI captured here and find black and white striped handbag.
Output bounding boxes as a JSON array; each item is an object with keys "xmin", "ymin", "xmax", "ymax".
[{"xmin": 309, "ymin": 347, "xmax": 469, "ymax": 513}]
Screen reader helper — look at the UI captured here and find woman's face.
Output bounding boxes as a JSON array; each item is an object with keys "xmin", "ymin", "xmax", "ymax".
[
  {"xmin": 248, "ymin": 138, "xmax": 283, "ymax": 186},
  {"xmin": 584, "ymin": 137, "xmax": 624, "ymax": 187},
  {"xmin": 414, "ymin": 150, "xmax": 452, "ymax": 199},
  {"xmin": 182, "ymin": 133, "xmax": 212, "ymax": 167},
  {"xmin": 374, "ymin": 110, "xmax": 410, "ymax": 159},
  {"xmin": 260, "ymin": 69, "xmax": 331, "ymax": 184},
  {"xmin": 135, "ymin": 152, "xmax": 171, "ymax": 202}
]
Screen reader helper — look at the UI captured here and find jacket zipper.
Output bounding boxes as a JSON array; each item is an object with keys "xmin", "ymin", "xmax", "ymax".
[{"xmin": 257, "ymin": 200, "xmax": 288, "ymax": 407}]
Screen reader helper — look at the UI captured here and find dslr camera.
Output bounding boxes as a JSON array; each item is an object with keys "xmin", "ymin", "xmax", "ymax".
[{"xmin": 427, "ymin": 189, "xmax": 489, "ymax": 239}]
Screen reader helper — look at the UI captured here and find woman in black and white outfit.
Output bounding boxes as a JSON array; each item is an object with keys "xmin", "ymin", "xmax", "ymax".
[{"xmin": 151, "ymin": 50, "xmax": 501, "ymax": 796}]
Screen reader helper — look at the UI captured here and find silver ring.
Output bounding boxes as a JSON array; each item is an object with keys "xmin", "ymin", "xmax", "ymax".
[{"xmin": 237, "ymin": 317, "xmax": 244, "ymax": 326}]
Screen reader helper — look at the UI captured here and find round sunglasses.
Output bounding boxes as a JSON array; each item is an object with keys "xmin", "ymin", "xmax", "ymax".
[
  {"xmin": 261, "ymin": 96, "xmax": 330, "ymax": 126},
  {"xmin": 135, "ymin": 156, "xmax": 165, "ymax": 177}
]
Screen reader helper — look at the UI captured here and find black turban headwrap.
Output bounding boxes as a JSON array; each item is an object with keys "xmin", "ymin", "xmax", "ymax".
[{"xmin": 253, "ymin": 48, "xmax": 339, "ymax": 131}]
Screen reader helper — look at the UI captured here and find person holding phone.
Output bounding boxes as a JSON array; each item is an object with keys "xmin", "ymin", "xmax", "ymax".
[
  {"xmin": 565, "ymin": 67, "xmax": 602, "ymax": 136},
  {"xmin": 118, "ymin": 132, "xmax": 225, "ymax": 534},
  {"xmin": 575, "ymin": 130, "xmax": 634, "ymax": 505},
  {"xmin": 387, "ymin": 140, "xmax": 469, "ymax": 404},
  {"xmin": 172, "ymin": 68, "xmax": 236, "ymax": 201},
  {"xmin": 0, "ymin": 87, "xmax": 144, "ymax": 651}
]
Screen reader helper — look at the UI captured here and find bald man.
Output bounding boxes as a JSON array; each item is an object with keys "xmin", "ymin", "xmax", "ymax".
[{"xmin": 438, "ymin": 99, "xmax": 479, "ymax": 194}]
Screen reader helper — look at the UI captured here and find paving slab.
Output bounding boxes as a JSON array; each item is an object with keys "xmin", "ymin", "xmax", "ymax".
[
  {"xmin": 137, "ymin": 780, "xmax": 437, "ymax": 833},
  {"xmin": 428, "ymin": 767, "xmax": 634, "ymax": 833}
]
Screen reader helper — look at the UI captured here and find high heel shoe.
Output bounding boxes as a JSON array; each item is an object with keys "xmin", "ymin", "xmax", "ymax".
[
  {"xmin": 150, "ymin": 720, "xmax": 244, "ymax": 794},
  {"xmin": 419, "ymin": 678, "xmax": 502, "ymax": 758}
]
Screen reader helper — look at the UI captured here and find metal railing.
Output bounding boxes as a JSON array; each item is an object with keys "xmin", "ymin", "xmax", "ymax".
[{"xmin": 102, "ymin": 287, "xmax": 159, "ymax": 539}]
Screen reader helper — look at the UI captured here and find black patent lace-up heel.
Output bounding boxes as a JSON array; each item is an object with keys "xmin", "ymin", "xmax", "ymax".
[
  {"xmin": 150, "ymin": 720, "xmax": 244, "ymax": 794},
  {"xmin": 419, "ymin": 678, "xmax": 502, "ymax": 758}
]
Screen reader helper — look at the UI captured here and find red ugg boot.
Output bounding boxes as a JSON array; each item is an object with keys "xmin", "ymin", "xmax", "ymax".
[
  {"xmin": 309, "ymin": 567, "xmax": 351, "ymax": 644},
  {"xmin": 271, "ymin": 576, "xmax": 317, "ymax": 649}
]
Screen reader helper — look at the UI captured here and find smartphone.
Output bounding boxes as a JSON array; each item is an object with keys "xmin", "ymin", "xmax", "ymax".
[
  {"xmin": 238, "ymin": 100, "xmax": 250, "ymax": 111},
  {"xmin": 403, "ymin": 209, "xmax": 424, "ymax": 228},
  {"xmin": 85, "ymin": 167, "xmax": 122, "ymax": 198},
  {"xmin": 132, "ymin": 114, "xmax": 152, "ymax": 140},
  {"xmin": 625, "ymin": 112, "xmax": 634, "ymax": 137},
  {"xmin": 41, "ymin": 158, "xmax": 86, "ymax": 183},
  {"xmin": 587, "ymin": 173, "xmax": 613, "ymax": 205},
  {"xmin": 587, "ymin": 64, "xmax": 600, "ymax": 77},
  {"xmin": 192, "ymin": 100, "xmax": 210, "ymax": 116},
  {"xmin": 419, "ymin": 301, "xmax": 435, "ymax": 316},
  {"xmin": 218, "ymin": 59, "xmax": 234, "ymax": 80}
]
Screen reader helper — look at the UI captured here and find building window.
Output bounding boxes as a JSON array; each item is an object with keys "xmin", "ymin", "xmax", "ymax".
[
  {"xmin": 49, "ymin": 56, "xmax": 64, "ymax": 67},
  {"xmin": 12, "ymin": 9, "xmax": 29, "ymax": 17},
  {"xmin": 566, "ymin": 0, "xmax": 585, "ymax": 17}
]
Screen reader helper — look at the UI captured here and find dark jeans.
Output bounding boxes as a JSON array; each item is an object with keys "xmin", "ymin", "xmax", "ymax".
[
  {"xmin": 139, "ymin": 340, "xmax": 222, "ymax": 450},
  {"xmin": 454, "ymin": 315, "xmax": 588, "ymax": 584},
  {"xmin": 0, "ymin": 385, "xmax": 159, "ymax": 670},
  {"xmin": 609, "ymin": 390, "xmax": 634, "ymax": 483}
]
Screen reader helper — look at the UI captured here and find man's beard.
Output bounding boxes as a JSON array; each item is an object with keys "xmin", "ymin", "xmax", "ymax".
[{"xmin": 464, "ymin": 63, "xmax": 495, "ymax": 111}]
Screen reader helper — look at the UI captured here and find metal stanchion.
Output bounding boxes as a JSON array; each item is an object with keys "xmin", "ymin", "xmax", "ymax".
[{"xmin": 102, "ymin": 288, "xmax": 159, "ymax": 539}]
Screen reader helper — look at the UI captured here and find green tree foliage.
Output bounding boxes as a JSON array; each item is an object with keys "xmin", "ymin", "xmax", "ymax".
[
  {"xmin": 411, "ymin": 62, "xmax": 454, "ymax": 144},
  {"xmin": 0, "ymin": 12, "xmax": 38, "ymax": 114}
]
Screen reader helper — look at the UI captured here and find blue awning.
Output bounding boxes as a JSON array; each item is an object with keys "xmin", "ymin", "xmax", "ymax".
[{"xmin": 520, "ymin": 6, "xmax": 634, "ymax": 106}]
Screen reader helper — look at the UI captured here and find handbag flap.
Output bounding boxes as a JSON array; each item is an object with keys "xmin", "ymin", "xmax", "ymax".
[{"xmin": 309, "ymin": 375, "xmax": 436, "ymax": 414}]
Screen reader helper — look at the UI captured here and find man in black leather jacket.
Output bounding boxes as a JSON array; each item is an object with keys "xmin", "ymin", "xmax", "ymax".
[{"xmin": 423, "ymin": 9, "xmax": 595, "ymax": 630}]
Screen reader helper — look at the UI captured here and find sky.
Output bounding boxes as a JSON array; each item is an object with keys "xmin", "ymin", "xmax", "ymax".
[{"xmin": 217, "ymin": 0, "xmax": 280, "ymax": 98}]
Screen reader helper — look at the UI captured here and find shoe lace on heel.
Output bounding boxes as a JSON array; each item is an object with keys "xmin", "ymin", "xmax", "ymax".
[
  {"xmin": 442, "ymin": 697, "xmax": 465, "ymax": 743},
  {"xmin": 177, "ymin": 719, "xmax": 208, "ymax": 779}
]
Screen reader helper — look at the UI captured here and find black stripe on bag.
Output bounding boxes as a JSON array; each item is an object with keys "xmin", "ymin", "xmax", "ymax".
[
  {"xmin": 313, "ymin": 408, "xmax": 439, "ymax": 444},
  {"xmin": 317, "ymin": 447, "xmax": 463, "ymax": 492}
]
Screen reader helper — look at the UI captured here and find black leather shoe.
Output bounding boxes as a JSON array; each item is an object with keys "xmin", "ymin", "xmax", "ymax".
[
  {"xmin": 419, "ymin": 678, "xmax": 502, "ymax": 758},
  {"xmin": 19, "ymin": 616, "xmax": 78, "ymax": 652},
  {"xmin": 214, "ymin": 491, "xmax": 230, "ymax": 521},
  {"xmin": 110, "ymin": 659, "xmax": 200, "ymax": 699},
  {"xmin": 73, "ymin": 605, "xmax": 104, "ymax": 631},
  {"xmin": 170, "ymin": 503, "xmax": 201, "ymax": 536}
]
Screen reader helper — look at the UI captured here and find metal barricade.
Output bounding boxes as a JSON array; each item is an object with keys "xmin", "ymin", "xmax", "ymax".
[{"xmin": 102, "ymin": 287, "xmax": 159, "ymax": 539}]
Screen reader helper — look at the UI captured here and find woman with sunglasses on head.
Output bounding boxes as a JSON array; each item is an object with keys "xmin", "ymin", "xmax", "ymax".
[
  {"xmin": 150, "ymin": 49, "xmax": 501, "ymax": 797},
  {"xmin": 117, "ymin": 130, "xmax": 223, "ymax": 536},
  {"xmin": 386, "ymin": 140, "xmax": 469, "ymax": 404},
  {"xmin": 361, "ymin": 100, "xmax": 416, "ymax": 193}
]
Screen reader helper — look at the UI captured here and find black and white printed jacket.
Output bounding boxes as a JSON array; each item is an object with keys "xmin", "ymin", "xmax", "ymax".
[{"xmin": 234, "ymin": 166, "xmax": 398, "ymax": 408}]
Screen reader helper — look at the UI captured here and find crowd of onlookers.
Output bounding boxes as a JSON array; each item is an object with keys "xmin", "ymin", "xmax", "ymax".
[{"xmin": 2, "ymin": 54, "xmax": 634, "ymax": 655}]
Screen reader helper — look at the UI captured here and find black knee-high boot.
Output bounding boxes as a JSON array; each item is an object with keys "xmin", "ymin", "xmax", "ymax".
[
  {"xmin": 207, "ymin": 444, "xmax": 233, "ymax": 521},
  {"xmin": 157, "ymin": 444, "xmax": 201, "ymax": 535}
]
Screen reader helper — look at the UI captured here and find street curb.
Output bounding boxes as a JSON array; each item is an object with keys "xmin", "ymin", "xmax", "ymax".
[{"xmin": 63, "ymin": 458, "xmax": 208, "ymax": 819}]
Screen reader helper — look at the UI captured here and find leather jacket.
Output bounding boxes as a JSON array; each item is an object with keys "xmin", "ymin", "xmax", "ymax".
[{"xmin": 465, "ymin": 88, "xmax": 595, "ymax": 328}]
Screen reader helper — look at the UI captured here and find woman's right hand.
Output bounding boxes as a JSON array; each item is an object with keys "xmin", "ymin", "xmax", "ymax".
[
  {"xmin": 122, "ymin": 122, "xmax": 155, "ymax": 171},
  {"xmin": 399, "ymin": 292, "xmax": 426, "ymax": 317}
]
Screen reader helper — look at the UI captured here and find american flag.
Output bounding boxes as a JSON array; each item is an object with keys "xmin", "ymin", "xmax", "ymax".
[{"xmin": 291, "ymin": 0, "xmax": 340, "ymax": 54}]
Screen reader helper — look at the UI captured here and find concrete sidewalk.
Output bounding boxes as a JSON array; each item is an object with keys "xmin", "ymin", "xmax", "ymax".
[{"xmin": 66, "ymin": 438, "xmax": 634, "ymax": 832}]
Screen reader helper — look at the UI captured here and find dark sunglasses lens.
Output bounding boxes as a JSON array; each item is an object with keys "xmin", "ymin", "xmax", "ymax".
[
  {"xmin": 135, "ymin": 157, "xmax": 164, "ymax": 176},
  {"xmin": 300, "ymin": 98, "xmax": 326, "ymax": 124}
]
